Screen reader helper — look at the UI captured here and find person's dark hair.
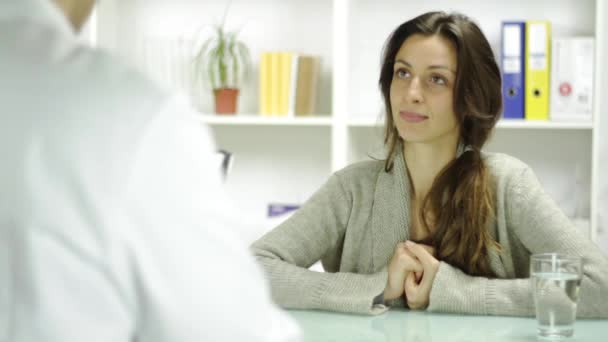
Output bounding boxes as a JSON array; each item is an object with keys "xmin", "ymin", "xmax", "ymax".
[{"xmin": 379, "ymin": 11, "xmax": 502, "ymax": 277}]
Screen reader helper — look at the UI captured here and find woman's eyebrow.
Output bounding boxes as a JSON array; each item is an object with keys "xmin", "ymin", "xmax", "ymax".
[{"xmin": 394, "ymin": 59, "xmax": 455, "ymax": 74}]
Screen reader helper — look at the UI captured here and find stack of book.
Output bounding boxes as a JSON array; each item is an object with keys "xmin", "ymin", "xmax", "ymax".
[
  {"xmin": 501, "ymin": 21, "xmax": 594, "ymax": 121},
  {"xmin": 258, "ymin": 52, "xmax": 321, "ymax": 117}
]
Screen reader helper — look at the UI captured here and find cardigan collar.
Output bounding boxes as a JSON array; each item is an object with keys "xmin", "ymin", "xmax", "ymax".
[
  {"xmin": 370, "ymin": 143, "xmax": 412, "ymax": 270},
  {"xmin": 370, "ymin": 141, "xmax": 509, "ymax": 277}
]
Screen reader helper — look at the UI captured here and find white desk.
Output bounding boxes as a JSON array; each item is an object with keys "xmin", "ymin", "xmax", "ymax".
[{"xmin": 288, "ymin": 309, "xmax": 608, "ymax": 341}]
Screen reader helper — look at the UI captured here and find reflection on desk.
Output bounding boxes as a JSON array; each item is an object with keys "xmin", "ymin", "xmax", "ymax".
[{"xmin": 288, "ymin": 309, "xmax": 608, "ymax": 341}]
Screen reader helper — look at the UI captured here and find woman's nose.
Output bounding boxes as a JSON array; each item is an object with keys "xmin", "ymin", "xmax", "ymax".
[{"xmin": 404, "ymin": 77, "xmax": 423, "ymax": 104}]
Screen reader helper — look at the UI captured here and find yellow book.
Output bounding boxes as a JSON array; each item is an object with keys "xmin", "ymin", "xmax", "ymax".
[
  {"xmin": 525, "ymin": 21, "xmax": 551, "ymax": 120},
  {"xmin": 278, "ymin": 52, "xmax": 294, "ymax": 116},
  {"xmin": 269, "ymin": 52, "xmax": 280, "ymax": 115},
  {"xmin": 259, "ymin": 52, "xmax": 271, "ymax": 116}
]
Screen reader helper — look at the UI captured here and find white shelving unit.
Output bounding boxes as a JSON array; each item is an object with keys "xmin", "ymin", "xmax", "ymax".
[
  {"xmin": 347, "ymin": 117, "xmax": 595, "ymax": 130},
  {"xmin": 199, "ymin": 115, "xmax": 333, "ymax": 126},
  {"xmin": 93, "ymin": 0, "xmax": 605, "ymax": 247}
]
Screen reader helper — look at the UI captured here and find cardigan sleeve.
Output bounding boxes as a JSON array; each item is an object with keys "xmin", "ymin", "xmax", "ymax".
[
  {"xmin": 251, "ymin": 174, "xmax": 389, "ymax": 315},
  {"xmin": 427, "ymin": 166, "xmax": 608, "ymax": 318}
]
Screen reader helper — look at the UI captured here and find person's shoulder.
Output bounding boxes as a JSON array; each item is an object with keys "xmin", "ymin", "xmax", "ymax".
[
  {"xmin": 78, "ymin": 46, "xmax": 167, "ymax": 104},
  {"xmin": 333, "ymin": 159, "xmax": 385, "ymax": 188},
  {"xmin": 482, "ymin": 151, "xmax": 533, "ymax": 183},
  {"xmin": 63, "ymin": 44, "xmax": 181, "ymax": 133},
  {"xmin": 336, "ymin": 159, "xmax": 384, "ymax": 177}
]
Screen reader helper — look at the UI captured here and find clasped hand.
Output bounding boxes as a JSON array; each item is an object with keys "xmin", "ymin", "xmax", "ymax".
[{"xmin": 384, "ymin": 240, "xmax": 440, "ymax": 310}]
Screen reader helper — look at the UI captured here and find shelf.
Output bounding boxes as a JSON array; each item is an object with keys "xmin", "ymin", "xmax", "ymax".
[
  {"xmin": 496, "ymin": 120, "xmax": 593, "ymax": 130},
  {"xmin": 346, "ymin": 117, "xmax": 593, "ymax": 130},
  {"xmin": 198, "ymin": 115, "xmax": 333, "ymax": 126}
]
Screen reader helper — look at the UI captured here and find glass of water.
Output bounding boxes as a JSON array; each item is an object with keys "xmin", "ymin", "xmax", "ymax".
[{"xmin": 531, "ymin": 253, "xmax": 582, "ymax": 339}]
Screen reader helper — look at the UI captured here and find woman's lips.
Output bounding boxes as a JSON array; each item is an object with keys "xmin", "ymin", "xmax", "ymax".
[{"xmin": 399, "ymin": 111, "xmax": 428, "ymax": 123}]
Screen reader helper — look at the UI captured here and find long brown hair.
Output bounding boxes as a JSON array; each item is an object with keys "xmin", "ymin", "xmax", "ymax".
[{"xmin": 379, "ymin": 12, "xmax": 502, "ymax": 277}]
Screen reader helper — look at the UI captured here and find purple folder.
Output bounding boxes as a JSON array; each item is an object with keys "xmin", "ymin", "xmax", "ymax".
[{"xmin": 501, "ymin": 21, "xmax": 526, "ymax": 119}]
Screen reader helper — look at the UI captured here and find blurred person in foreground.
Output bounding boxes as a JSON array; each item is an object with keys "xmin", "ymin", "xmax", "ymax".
[{"xmin": 0, "ymin": 0, "xmax": 300, "ymax": 341}]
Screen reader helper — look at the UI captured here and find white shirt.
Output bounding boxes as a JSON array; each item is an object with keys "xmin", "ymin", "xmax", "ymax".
[{"xmin": 0, "ymin": 0, "xmax": 300, "ymax": 341}]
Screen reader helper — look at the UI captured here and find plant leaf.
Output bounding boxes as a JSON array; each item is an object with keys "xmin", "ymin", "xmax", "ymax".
[
  {"xmin": 228, "ymin": 33, "xmax": 239, "ymax": 86},
  {"xmin": 194, "ymin": 36, "xmax": 215, "ymax": 64},
  {"xmin": 193, "ymin": 37, "xmax": 217, "ymax": 88},
  {"xmin": 236, "ymin": 41, "xmax": 252, "ymax": 81},
  {"xmin": 208, "ymin": 46, "xmax": 220, "ymax": 89},
  {"xmin": 218, "ymin": 31, "xmax": 229, "ymax": 88},
  {"xmin": 190, "ymin": 2, "xmax": 253, "ymax": 91}
]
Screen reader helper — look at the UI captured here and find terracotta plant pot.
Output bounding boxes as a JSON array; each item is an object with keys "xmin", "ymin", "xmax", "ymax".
[{"xmin": 213, "ymin": 88, "xmax": 239, "ymax": 114}]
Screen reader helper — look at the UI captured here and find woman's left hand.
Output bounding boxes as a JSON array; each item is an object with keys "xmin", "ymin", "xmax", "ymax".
[{"xmin": 403, "ymin": 240, "xmax": 440, "ymax": 310}]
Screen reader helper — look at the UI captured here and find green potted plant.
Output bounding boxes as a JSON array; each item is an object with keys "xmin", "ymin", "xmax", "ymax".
[{"xmin": 193, "ymin": 3, "xmax": 251, "ymax": 115}]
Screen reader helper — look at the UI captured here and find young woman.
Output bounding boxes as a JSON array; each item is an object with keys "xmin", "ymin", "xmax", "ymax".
[{"xmin": 251, "ymin": 11, "xmax": 608, "ymax": 317}]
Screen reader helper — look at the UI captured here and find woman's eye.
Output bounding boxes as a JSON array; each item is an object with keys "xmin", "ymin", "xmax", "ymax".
[
  {"xmin": 430, "ymin": 75, "xmax": 446, "ymax": 85},
  {"xmin": 395, "ymin": 69, "xmax": 410, "ymax": 78}
]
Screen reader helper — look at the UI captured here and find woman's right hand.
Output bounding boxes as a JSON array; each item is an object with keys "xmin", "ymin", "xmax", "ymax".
[{"xmin": 384, "ymin": 242, "xmax": 424, "ymax": 301}]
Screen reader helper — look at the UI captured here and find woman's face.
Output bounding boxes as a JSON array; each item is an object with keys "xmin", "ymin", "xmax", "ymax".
[{"xmin": 390, "ymin": 34, "xmax": 459, "ymax": 145}]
